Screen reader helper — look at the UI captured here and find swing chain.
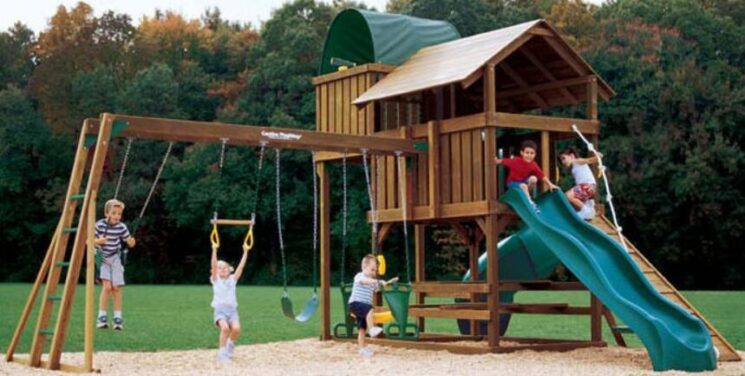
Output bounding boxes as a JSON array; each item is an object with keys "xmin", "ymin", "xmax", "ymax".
[
  {"xmin": 137, "ymin": 142, "xmax": 173, "ymax": 224},
  {"xmin": 360, "ymin": 149, "xmax": 378, "ymax": 255},
  {"xmin": 340, "ymin": 151, "xmax": 348, "ymax": 285},
  {"xmin": 395, "ymin": 151, "xmax": 411, "ymax": 283},
  {"xmin": 275, "ymin": 149, "xmax": 288, "ymax": 291},
  {"xmin": 311, "ymin": 152, "xmax": 318, "ymax": 294},
  {"xmin": 114, "ymin": 137, "xmax": 134, "ymax": 200}
]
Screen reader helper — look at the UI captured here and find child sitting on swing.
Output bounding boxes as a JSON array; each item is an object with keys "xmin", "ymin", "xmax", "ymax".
[
  {"xmin": 210, "ymin": 243, "xmax": 249, "ymax": 363},
  {"xmin": 348, "ymin": 254, "xmax": 398, "ymax": 357}
]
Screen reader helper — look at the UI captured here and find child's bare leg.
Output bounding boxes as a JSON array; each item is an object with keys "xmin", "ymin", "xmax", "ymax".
[
  {"xmin": 229, "ymin": 322, "xmax": 241, "ymax": 341},
  {"xmin": 112, "ymin": 286, "xmax": 122, "ymax": 311},
  {"xmin": 566, "ymin": 190, "xmax": 583, "ymax": 210},
  {"xmin": 519, "ymin": 183, "xmax": 534, "ymax": 202},
  {"xmin": 217, "ymin": 320, "xmax": 230, "ymax": 348},
  {"xmin": 357, "ymin": 328, "xmax": 366, "ymax": 348},
  {"xmin": 98, "ymin": 280, "xmax": 112, "ymax": 312},
  {"xmin": 365, "ymin": 309, "xmax": 375, "ymax": 333}
]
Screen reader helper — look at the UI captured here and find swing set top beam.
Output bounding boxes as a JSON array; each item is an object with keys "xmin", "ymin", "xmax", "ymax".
[{"xmin": 86, "ymin": 114, "xmax": 424, "ymax": 155}]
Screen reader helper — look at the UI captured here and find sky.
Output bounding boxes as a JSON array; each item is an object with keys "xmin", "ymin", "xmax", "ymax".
[
  {"xmin": 0, "ymin": 0, "xmax": 390, "ymax": 32},
  {"xmin": 1, "ymin": 0, "xmax": 605, "ymax": 33}
]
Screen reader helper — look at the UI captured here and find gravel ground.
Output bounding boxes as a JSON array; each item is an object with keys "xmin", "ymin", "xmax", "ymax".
[{"xmin": 2, "ymin": 339, "xmax": 744, "ymax": 376}]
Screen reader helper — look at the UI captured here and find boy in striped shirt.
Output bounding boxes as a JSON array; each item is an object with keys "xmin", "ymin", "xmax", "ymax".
[
  {"xmin": 348, "ymin": 255, "xmax": 398, "ymax": 357},
  {"xmin": 94, "ymin": 199, "xmax": 136, "ymax": 330}
]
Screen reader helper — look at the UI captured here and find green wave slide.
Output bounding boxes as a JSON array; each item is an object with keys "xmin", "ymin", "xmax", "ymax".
[{"xmin": 488, "ymin": 188, "xmax": 716, "ymax": 372}]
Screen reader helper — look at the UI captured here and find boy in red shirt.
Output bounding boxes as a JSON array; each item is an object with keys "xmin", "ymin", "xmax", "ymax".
[{"xmin": 495, "ymin": 140, "xmax": 559, "ymax": 213}]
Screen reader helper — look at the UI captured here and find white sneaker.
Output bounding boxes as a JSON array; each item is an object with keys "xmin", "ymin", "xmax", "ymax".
[
  {"xmin": 226, "ymin": 339, "xmax": 235, "ymax": 358},
  {"xmin": 218, "ymin": 348, "xmax": 231, "ymax": 364},
  {"xmin": 358, "ymin": 347, "xmax": 374, "ymax": 357},
  {"xmin": 368, "ymin": 326, "xmax": 383, "ymax": 338},
  {"xmin": 578, "ymin": 200, "xmax": 596, "ymax": 220}
]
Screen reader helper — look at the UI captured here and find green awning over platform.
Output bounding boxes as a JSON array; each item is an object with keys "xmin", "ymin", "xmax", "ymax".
[{"xmin": 319, "ymin": 9, "xmax": 460, "ymax": 75}]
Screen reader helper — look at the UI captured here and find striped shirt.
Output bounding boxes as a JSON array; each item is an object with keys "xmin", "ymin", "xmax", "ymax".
[
  {"xmin": 94, "ymin": 219, "xmax": 131, "ymax": 258},
  {"xmin": 348, "ymin": 272, "xmax": 381, "ymax": 305}
]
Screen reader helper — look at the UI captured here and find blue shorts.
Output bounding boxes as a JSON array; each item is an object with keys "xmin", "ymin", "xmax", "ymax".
[
  {"xmin": 507, "ymin": 179, "xmax": 532, "ymax": 190},
  {"xmin": 349, "ymin": 301, "xmax": 373, "ymax": 330},
  {"xmin": 214, "ymin": 306, "xmax": 240, "ymax": 326}
]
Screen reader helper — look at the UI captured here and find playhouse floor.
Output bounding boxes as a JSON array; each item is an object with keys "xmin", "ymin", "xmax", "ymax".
[{"xmin": 3, "ymin": 339, "xmax": 744, "ymax": 376}]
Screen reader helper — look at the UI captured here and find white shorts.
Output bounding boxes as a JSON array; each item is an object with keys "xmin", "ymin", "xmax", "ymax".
[
  {"xmin": 100, "ymin": 255, "xmax": 125, "ymax": 287},
  {"xmin": 214, "ymin": 306, "xmax": 240, "ymax": 326}
]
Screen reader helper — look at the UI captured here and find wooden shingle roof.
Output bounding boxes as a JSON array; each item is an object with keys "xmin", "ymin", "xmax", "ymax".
[{"xmin": 353, "ymin": 19, "xmax": 614, "ymax": 106}]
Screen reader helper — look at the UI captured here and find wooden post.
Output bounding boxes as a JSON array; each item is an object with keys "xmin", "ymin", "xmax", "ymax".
[
  {"xmin": 319, "ymin": 162, "xmax": 331, "ymax": 340},
  {"xmin": 541, "ymin": 131, "xmax": 550, "ymax": 192},
  {"xmin": 84, "ymin": 190, "xmax": 97, "ymax": 371},
  {"xmin": 590, "ymin": 294, "xmax": 602, "ymax": 342},
  {"xmin": 484, "ymin": 64, "xmax": 498, "ymax": 204},
  {"xmin": 485, "ymin": 214, "xmax": 500, "ymax": 347},
  {"xmin": 427, "ymin": 121, "xmax": 440, "ymax": 218},
  {"xmin": 415, "ymin": 224, "xmax": 426, "ymax": 331},
  {"xmin": 587, "ymin": 77, "xmax": 604, "ymax": 216},
  {"xmin": 48, "ymin": 114, "xmax": 113, "ymax": 369},
  {"xmin": 469, "ymin": 226, "xmax": 480, "ymax": 335}
]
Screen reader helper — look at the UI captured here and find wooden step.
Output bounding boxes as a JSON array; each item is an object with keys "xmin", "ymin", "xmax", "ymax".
[
  {"xmin": 593, "ymin": 215, "xmax": 741, "ymax": 362},
  {"xmin": 611, "ymin": 325, "xmax": 634, "ymax": 334}
]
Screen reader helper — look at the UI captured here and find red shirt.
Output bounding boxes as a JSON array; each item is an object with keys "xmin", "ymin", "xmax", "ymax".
[{"xmin": 502, "ymin": 157, "xmax": 545, "ymax": 183}]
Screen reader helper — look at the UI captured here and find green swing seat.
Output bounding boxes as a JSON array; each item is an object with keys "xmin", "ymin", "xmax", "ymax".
[
  {"xmin": 333, "ymin": 283, "xmax": 357, "ymax": 338},
  {"xmin": 281, "ymin": 289, "xmax": 319, "ymax": 323},
  {"xmin": 382, "ymin": 283, "xmax": 419, "ymax": 340}
]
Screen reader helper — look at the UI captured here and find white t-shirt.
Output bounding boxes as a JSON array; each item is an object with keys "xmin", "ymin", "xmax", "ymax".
[
  {"xmin": 572, "ymin": 162, "xmax": 596, "ymax": 186},
  {"xmin": 211, "ymin": 275, "xmax": 238, "ymax": 309}
]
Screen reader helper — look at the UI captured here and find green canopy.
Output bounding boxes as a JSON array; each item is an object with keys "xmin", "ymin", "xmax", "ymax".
[{"xmin": 319, "ymin": 9, "xmax": 460, "ymax": 75}]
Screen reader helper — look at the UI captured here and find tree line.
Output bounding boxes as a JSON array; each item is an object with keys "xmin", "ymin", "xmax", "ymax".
[{"xmin": 1, "ymin": 0, "xmax": 743, "ymax": 289}]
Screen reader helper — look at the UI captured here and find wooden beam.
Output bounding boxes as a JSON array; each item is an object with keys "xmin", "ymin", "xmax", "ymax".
[
  {"xmin": 587, "ymin": 77, "xmax": 598, "ymax": 120},
  {"xmin": 528, "ymin": 27, "xmax": 555, "ymax": 37},
  {"xmin": 84, "ymin": 191, "xmax": 96, "ymax": 371},
  {"xmin": 319, "ymin": 162, "xmax": 331, "ymax": 340},
  {"xmin": 542, "ymin": 36, "xmax": 587, "ymax": 77},
  {"xmin": 602, "ymin": 307, "xmax": 627, "ymax": 347},
  {"xmin": 492, "ymin": 112, "xmax": 599, "ymax": 135},
  {"xmin": 311, "ymin": 63, "xmax": 395, "ymax": 85},
  {"xmin": 496, "ymin": 75, "xmax": 594, "ymax": 99},
  {"xmin": 210, "ymin": 219, "xmax": 254, "ymax": 226},
  {"xmin": 499, "ymin": 281, "xmax": 586, "ymax": 291},
  {"xmin": 520, "ymin": 48, "xmax": 578, "ymax": 105},
  {"xmin": 486, "ymin": 214, "xmax": 499, "ymax": 347},
  {"xmin": 591, "ymin": 294, "xmax": 603, "ymax": 342},
  {"xmin": 89, "ymin": 114, "xmax": 422, "ymax": 156},
  {"xmin": 499, "ymin": 62, "xmax": 549, "ymax": 109},
  {"xmin": 411, "ymin": 282, "xmax": 490, "ymax": 295},
  {"xmin": 377, "ymin": 222, "xmax": 393, "ymax": 245}
]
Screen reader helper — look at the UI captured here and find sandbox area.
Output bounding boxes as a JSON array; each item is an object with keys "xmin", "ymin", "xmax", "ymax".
[{"xmin": 3, "ymin": 339, "xmax": 744, "ymax": 376}]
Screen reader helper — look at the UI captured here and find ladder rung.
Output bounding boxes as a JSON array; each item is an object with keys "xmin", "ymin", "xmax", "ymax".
[
  {"xmin": 69, "ymin": 194, "xmax": 86, "ymax": 201},
  {"xmin": 63, "ymin": 227, "xmax": 78, "ymax": 233},
  {"xmin": 55, "ymin": 261, "xmax": 70, "ymax": 267},
  {"xmin": 48, "ymin": 294, "xmax": 62, "ymax": 301},
  {"xmin": 39, "ymin": 329, "xmax": 54, "ymax": 336},
  {"xmin": 612, "ymin": 325, "xmax": 634, "ymax": 334}
]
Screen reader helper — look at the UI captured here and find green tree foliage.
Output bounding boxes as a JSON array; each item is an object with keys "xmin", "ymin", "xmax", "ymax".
[
  {"xmin": 585, "ymin": 0, "xmax": 745, "ymax": 288},
  {"xmin": 0, "ymin": 23, "xmax": 35, "ymax": 88},
  {"xmin": 0, "ymin": 87, "xmax": 69, "ymax": 280},
  {"xmin": 1, "ymin": 0, "xmax": 743, "ymax": 289}
]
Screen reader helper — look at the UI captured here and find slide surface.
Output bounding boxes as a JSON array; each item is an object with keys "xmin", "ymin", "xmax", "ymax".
[{"xmin": 502, "ymin": 188, "xmax": 716, "ymax": 372}]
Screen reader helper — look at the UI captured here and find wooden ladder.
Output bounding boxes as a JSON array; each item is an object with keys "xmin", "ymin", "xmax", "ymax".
[
  {"xmin": 5, "ymin": 116, "xmax": 113, "ymax": 372},
  {"xmin": 590, "ymin": 215, "xmax": 741, "ymax": 362}
]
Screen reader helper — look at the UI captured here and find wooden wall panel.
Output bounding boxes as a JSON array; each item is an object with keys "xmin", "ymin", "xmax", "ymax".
[
  {"xmin": 342, "ymin": 78, "xmax": 349, "ymax": 134},
  {"xmin": 461, "ymin": 131, "xmax": 473, "ymax": 202},
  {"xmin": 439, "ymin": 134, "xmax": 451, "ymax": 204},
  {"xmin": 451, "ymin": 133, "xmax": 462, "ymax": 203},
  {"xmin": 350, "ymin": 77, "xmax": 358, "ymax": 135},
  {"xmin": 473, "ymin": 130, "xmax": 484, "ymax": 201}
]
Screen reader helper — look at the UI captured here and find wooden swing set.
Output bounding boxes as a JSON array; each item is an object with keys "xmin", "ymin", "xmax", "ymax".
[{"xmin": 6, "ymin": 16, "xmax": 740, "ymax": 373}]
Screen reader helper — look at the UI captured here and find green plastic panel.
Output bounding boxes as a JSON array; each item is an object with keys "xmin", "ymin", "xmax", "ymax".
[
  {"xmin": 84, "ymin": 119, "xmax": 130, "ymax": 148},
  {"xmin": 319, "ymin": 9, "xmax": 460, "ymax": 74}
]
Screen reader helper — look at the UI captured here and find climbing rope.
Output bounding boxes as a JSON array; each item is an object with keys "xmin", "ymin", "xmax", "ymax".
[{"xmin": 571, "ymin": 124, "xmax": 629, "ymax": 253}]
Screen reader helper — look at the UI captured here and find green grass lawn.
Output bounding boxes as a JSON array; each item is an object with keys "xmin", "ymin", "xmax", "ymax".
[{"xmin": 1, "ymin": 283, "xmax": 742, "ymax": 353}]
